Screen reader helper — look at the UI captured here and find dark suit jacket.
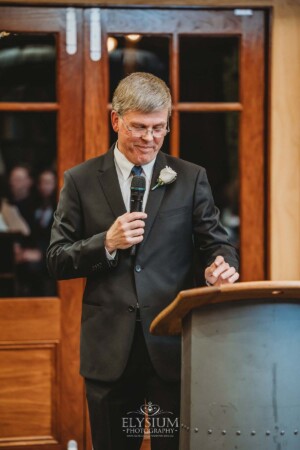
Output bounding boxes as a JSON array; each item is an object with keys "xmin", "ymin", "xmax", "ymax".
[{"xmin": 47, "ymin": 147, "xmax": 239, "ymax": 382}]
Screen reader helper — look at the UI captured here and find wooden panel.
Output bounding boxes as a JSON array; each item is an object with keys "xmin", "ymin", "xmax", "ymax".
[
  {"xmin": 270, "ymin": 2, "xmax": 300, "ymax": 280},
  {"xmin": 57, "ymin": 10, "xmax": 84, "ymax": 179},
  {"xmin": 84, "ymin": 9, "xmax": 109, "ymax": 158},
  {"xmin": 85, "ymin": 401, "xmax": 93, "ymax": 450},
  {"xmin": 58, "ymin": 280, "xmax": 84, "ymax": 450},
  {"xmin": 151, "ymin": 280, "xmax": 300, "ymax": 335},
  {"xmin": 0, "ymin": 103, "xmax": 59, "ymax": 111},
  {"xmin": 239, "ymin": 12, "xmax": 266, "ymax": 280},
  {"xmin": 0, "ymin": 7, "xmax": 64, "ymax": 31},
  {"xmin": 0, "ymin": 0, "xmax": 263, "ymax": 14},
  {"xmin": 0, "ymin": 344, "xmax": 58, "ymax": 446},
  {"xmin": 176, "ymin": 102, "xmax": 243, "ymax": 112},
  {"xmin": 103, "ymin": 9, "xmax": 243, "ymax": 34},
  {"xmin": 0, "ymin": 299, "xmax": 59, "ymax": 341},
  {"xmin": 0, "ymin": 0, "xmax": 276, "ymax": 5},
  {"xmin": 57, "ymin": 8, "xmax": 86, "ymax": 450},
  {"xmin": 170, "ymin": 33, "xmax": 179, "ymax": 158},
  {"xmin": 141, "ymin": 439, "xmax": 151, "ymax": 450}
]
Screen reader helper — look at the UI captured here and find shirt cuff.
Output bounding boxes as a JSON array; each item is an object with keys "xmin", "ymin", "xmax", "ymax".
[{"xmin": 105, "ymin": 247, "xmax": 117, "ymax": 260}]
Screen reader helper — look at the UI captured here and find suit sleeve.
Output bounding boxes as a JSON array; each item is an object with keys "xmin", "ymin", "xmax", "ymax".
[
  {"xmin": 46, "ymin": 171, "xmax": 117, "ymax": 280},
  {"xmin": 193, "ymin": 168, "xmax": 239, "ymax": 271}
]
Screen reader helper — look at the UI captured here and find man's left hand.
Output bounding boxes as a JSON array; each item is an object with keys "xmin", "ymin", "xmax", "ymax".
[{"xmin": 205, "ymin": 255, "xmax": 239, "ymax": 286}]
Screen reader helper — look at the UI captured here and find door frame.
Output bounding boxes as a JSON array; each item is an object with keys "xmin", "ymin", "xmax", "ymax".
[{"xmin": 84, "ymin": 7, "xmax": 266, "ymax": 282}]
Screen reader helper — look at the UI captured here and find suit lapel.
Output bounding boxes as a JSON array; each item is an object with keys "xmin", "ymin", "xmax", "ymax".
[
  {"xmin": 96, "ymin": 147, "xmax": 167, "ymax": 247},
  {"xmin": 139, "ymin": 151, "xmax": 167, "ymax": 250},
  {"xmin": 97, "ymin": 147, "xmax": 127, "ymax": 218}
]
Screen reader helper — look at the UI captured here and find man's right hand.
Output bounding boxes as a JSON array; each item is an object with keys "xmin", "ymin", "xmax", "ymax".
[{"xmin": 105, "ymin": 212, "xmax": 147, "ymax": 253}]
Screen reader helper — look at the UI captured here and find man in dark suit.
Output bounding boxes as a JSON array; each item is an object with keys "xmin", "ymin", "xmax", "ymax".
[{"xmin": 47, "ymin": 72, "xmax": 239, "ymax": 450}]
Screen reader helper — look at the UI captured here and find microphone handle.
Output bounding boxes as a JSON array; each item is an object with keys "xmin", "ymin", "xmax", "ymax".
[{"xmin": 130, "ymin": 198, "xmax": 144, "ymax": 256}]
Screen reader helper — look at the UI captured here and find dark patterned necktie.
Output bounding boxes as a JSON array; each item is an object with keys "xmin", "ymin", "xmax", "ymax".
[{"xmin": 131, "ymin": 165, "xmax": 143, "ymax": 176}]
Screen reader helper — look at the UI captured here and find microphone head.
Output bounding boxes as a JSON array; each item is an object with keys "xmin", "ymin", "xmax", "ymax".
[
  {"xmin": 131, "ymin": 175, "xmax": 146, "ymax": 193},
  {"xmin": 130, "ymin": 175, "xmax": 146, "ymax": 215}
]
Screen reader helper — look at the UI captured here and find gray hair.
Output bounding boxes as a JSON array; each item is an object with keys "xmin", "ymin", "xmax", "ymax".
[{"xmin": 112, "ymin": 72, "xmax": 172, "ymax": 117}]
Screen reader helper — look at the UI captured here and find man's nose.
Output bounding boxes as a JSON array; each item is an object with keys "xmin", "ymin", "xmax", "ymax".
[{"xmin": 141, "ymin": 129, "xmax": 154, "ymax": 141}]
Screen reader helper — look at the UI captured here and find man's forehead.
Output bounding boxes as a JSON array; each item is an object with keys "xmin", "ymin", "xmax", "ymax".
[{"xmin": 124, "ymin": 109, "xmax": 169, "ymax": 123}]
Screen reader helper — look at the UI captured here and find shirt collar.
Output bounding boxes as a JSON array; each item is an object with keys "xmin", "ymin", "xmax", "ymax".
[{"xmin": 114, "ymin": 143, "xmax": 156, "ymax": 182}]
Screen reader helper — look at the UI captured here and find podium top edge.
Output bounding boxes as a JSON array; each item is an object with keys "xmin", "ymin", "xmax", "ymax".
[{"xmin": 150, "ymin": 280, "xmax": 300, "ymax": 336}]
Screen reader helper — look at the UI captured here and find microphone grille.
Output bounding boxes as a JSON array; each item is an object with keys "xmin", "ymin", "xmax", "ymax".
[{"xmin": 131, "ymin": 175, "xmax": 146, "ymax": 191}]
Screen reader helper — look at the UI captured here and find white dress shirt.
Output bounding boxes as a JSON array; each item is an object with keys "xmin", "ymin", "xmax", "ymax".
[
  {"xmin": 114, "ymin": 144, "xmax": 155, "ymax": 212},
  {"xmin": 105, "ymin": 144, "xmax": 156, "ymax": 259}
]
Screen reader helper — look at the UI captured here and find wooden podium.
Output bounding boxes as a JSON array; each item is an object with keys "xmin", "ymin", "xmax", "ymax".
[{"xmin": 150, "ymin": 281, "xmax": 300, "ymax": 450}]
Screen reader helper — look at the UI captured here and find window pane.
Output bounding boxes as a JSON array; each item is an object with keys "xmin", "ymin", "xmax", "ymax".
[
  {"xmin": 180, "ymin": 112, "xmax": 239, "ymax": 248},
  {"xmin": 179, "ymin": 36, "xmax": 239, "ymax": 102},
  {"xmin": 108, "ymin": 35, "xmax": 169, "ymax": 101},
  {"xmin": 0, "ymin": 112, "xmax": 57, "ymax": 297},
  {"xmin": 0, "ymin": 33, "xmax": 56, "ymax": 102}
]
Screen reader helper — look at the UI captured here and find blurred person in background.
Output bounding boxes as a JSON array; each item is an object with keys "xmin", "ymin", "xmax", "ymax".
[
  {"xmin": 31, "ymin": 169, "xmax": 57, "ymax": 295},
  {"xmin": 0, "ymin": 176, "xmax": 30, "ymax": 235},
  {"xmin": 8, "ymin": 166, "xmax": 57, "ymax": 296},
  {"xmin": 8, "ymin": 163, "xmax": 35, "ymax": 230},
  {"xmin": 34, "ymin": 169, "xmax": 56, "ymax": 236},
  {"xmin": 0, "ymin": 176, "xmax": 30, "ymax": 296}
]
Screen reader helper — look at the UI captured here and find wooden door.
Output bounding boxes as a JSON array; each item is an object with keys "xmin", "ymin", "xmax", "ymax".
[
  {"xmin": 84, "ymin": 8, "xmax": 266, "ymax": 282},
  {"xmin": 0, "ymin": 7, "xmax": 267, "ymax": 450},
  {"xmin": 0, "ymin": 7, "xmax": 85, "ymax": 449}
]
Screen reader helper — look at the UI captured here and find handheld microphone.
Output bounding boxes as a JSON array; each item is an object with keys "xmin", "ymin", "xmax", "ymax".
[{"xmin": 130, "ymin": 175, "xmax": 146, "ymax": 256}]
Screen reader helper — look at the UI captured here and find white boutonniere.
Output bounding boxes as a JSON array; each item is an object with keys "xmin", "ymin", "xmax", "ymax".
[{"xmin": 152, "ymin": 166, "xmax": 177, "ymax": 190}]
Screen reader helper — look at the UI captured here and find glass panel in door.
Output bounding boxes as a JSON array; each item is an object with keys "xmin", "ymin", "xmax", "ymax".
[
  {"xmin": 107, "ymin": 34, "xmax": 170, "ymax": 154},
  {"xmin": 179, "ymin": 36, "xmax": 239, "ymax": 102},
  {"xmin": 180, "ymin": 112, "xmax": 239, "ymax": 248},
  {"xmin": 0, "ymin": 32, "xmax": 57, "ymax": 297},
  {"xmin": 0, "ymin": 33, "xmax": 56, "ymax": 102}
]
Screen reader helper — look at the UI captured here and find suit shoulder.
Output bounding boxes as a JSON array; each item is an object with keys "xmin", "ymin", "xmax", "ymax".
[{"xmin": 65, "ymin": 154, "xmax": 106, "ymax": 181}]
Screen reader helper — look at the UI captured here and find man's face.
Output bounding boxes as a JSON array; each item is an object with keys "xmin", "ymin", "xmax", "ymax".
[{"xmin": 111, "ymin": 109, "xmax": 169, "ymax": 165}]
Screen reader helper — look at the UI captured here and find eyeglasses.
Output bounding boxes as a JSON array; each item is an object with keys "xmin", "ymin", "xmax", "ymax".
[{"xmin": 119, "ymin": 115, "xmax": 170, "ymax": 139}]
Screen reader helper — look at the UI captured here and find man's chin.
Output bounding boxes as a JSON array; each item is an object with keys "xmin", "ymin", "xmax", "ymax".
[{"xmin": 133, "ymin": 148, "xmax": 158, "ymax": 165}]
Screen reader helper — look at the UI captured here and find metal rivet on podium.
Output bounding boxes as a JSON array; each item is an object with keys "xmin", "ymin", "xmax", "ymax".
[
  {"xmin": 266, "ymin": 431, "xmax": 270, "ymax": 436},
  {"xmin": 181, "ymin": 424, "xmax": 184, "ymax": 428},
  {"xmin": 294, "ymin": 430, "xmax": 298, "ymax": 435},
  {"xmin": 208, "ymin": 429, "xmax": 213, "ymax": 435},
  {"xmin": 194, "ymin": 428, "xmax": 199, "ymax": 433},
  {"xmin": 251, "ymin": 431, "xmax": 256, "ymax": 436},
  {"xmin": 280, "ymin": 430, "xmax": 285, "ymax": 435},
  {"xmin": 222, "ymin": 430, "xmax": 227, "ymax": 435},
  {"xmin": 236, "ymin": 430, "xmax": 241, "ymax": 436},
  {"xmin": 187, "ymin": 427, "xmax": 190, "ymax": 431}
]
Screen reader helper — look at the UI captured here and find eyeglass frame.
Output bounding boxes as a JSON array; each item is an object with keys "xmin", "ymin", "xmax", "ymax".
[{"xmin": 118, "ymin": 114, "xmax": 170, "ymax": 139}]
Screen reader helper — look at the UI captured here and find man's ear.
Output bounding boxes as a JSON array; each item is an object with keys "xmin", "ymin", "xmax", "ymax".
[{"xmin": 111, "ymin": 110, "xmax": 119, "ymax": 133}]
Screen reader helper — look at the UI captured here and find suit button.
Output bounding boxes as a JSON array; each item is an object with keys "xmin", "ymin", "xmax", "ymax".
[
  {"xmin": 128, "ymin": 305, "xmax": 135, "ymax": 312},
  {"xmin": 135, "ymin": 264, "xmax": 142, "ymax": 273}
]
